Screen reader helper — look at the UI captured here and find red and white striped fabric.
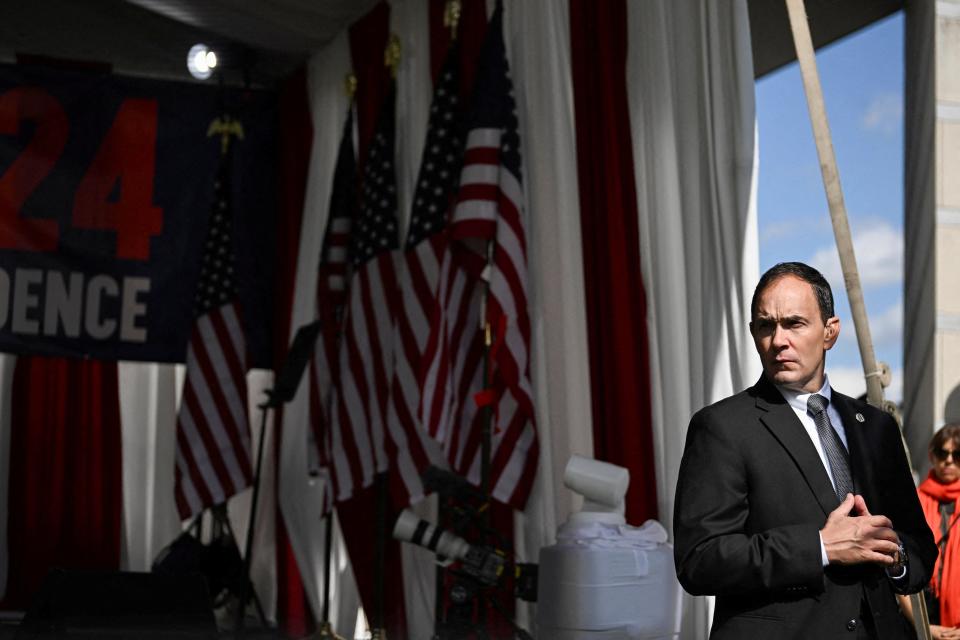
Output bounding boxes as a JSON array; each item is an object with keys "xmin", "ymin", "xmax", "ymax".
[
  {"xmin": 386, "ymin": 233, "xmax": 448, "ymax": 503},
  {"xmin": 419, "ymin": 7, "xmax": 538, "ymax": 509},
  {"xmin": 384, "ymin": 40, "xmax": 466, "ymax": 504},
  {"xmin": 327, "ymin": 88, "xmax": 400, "ymax": 501},
  {"xmin": 174, "ymin": 151, "xmax": 253, "ymax": 519},
  {"xmin": 175, "ymin": 303, "xmax": 253, "ymax": 518}
]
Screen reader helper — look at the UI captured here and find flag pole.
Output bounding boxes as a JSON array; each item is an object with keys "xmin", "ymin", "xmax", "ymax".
[
  {"xmin": 783, "ymin": 2, "xmax": 930, "ymax": 638},
  {"xmin": 204, "ymin": 122, "xmax": 270, "ymax": 639},
  {"xmin": 234, "ymin": 399, "xmax": 270, "ymax": 637},
  {"xmin": 434, "ymin": 5, "xmax": 462, "ymax": 636},
  {"xmin": 315, "ymin": 510, "xmax": 344, "ymax": 640},
  {"xmin": 473, "ymin": 182, "xmax": 496, "ymax": 639},
  {"xmin": 367, "ymin": 35, "xmax": 404, "ymax": 640}
]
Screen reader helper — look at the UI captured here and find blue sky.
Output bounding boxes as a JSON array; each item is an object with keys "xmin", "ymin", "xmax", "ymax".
[{"xmin": 756, "ymin": 11, "xmax": 905, "ymax": 401}]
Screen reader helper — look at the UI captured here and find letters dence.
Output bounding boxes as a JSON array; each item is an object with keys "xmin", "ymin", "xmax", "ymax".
[
  {"xmin": 0, "ymin": 268, "xmax": 149, "ymax": 343},
  {"xmin": 0, "ymin": 85, "xmax": 159, "ymax": 352}
]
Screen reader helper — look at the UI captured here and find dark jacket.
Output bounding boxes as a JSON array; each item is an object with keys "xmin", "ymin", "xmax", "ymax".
[{"xmin": 674, "ymin": 375, "xmax": 937, "ymax": 639}]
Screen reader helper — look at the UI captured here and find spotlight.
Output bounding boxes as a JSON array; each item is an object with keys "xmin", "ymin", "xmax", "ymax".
[{"xmin": 187, "ymin": 44, "xmax": 218, "ymax": 80}]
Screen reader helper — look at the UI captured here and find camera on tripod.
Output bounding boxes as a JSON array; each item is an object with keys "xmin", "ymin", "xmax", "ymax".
[{"xmin": 393, "ymin": 509, "xmax": 506, "ymax": 587}]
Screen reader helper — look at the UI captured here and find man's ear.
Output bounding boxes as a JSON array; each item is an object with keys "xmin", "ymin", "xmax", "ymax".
[{"xmin": 824, "ymin": 316, "xmax": 840, "ymax": 349}]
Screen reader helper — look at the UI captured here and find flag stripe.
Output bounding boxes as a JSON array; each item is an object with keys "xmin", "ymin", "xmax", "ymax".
[{"xmin": 185, "ymin": 334, "xmax": 244, "ymax": 484}]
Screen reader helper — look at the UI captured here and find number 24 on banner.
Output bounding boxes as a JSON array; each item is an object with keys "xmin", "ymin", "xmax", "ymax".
[{"xmin": 0, "ymin": 86, "xmax": 163, "ymax": 260}]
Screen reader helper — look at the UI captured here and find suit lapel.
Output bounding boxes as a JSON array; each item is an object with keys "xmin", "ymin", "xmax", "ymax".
[{"xmin": 754, "ymin": 376, "xmax": 841, "ymax": 517}]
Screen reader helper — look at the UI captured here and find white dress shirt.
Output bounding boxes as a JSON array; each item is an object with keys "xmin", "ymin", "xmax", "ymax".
[
  {"xmin": 776, "ymin": 374, "xmax": 848, "ymax": 492},
  {"xmin": 775, "ymin": 375, "xmax": 906, "ymax": 578}
]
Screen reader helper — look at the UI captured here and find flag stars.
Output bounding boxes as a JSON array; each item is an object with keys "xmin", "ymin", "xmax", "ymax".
[{"xmin": 403, "ymin": 51, "xmax": 464, "ymax": 248}]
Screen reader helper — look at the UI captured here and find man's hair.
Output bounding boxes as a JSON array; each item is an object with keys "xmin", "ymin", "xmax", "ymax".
[
  {"xmin": 929, "ymin": 423, "xmax": 960, "ymax": 456},
  {"xmin": 751, "ymin": 262, "xmax": 835, "ymax": 323}
]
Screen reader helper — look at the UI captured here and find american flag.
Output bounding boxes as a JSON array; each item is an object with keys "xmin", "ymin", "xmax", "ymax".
[
  {"xmin": 419, "ymin": 6, "xmax": 539, "ymax": 508},
  {"xmin": 386, "ymin": 41, "xmax": 466, "ymax": 503},
  {"xmin": 307, "ymin": 109, "xmax": 357, "ymax": 510},
  {"xmin": 174, "ymin": 143, "xmax": 254, "ymax": 519},
  {"xmin": 328, "ymin": 87, "xmax": 401, "ymax": 501}
]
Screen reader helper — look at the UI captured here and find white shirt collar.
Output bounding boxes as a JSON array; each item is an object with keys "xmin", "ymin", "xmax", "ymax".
[{"xmin": 775, "ymin": 374, "xmax": 832, "ymax": 415}]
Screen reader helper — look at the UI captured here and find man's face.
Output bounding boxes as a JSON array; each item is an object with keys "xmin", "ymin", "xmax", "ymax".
[{"xmin": 750, "ymin": 275, "xmax": 839, "ymax": 393}]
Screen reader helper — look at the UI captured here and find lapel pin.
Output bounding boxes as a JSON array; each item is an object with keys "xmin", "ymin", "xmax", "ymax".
[{"xmin": 855, "ymin": 413, "xmax": 865, "ymax": 423}]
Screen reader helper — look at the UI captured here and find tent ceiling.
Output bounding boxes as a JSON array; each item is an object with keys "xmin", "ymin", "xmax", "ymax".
[
  {"xmin": 1, "ymin": 0, "xmax": 378, "ymax": 87},
  {"xmin": 749, "ymin": 0, "xmax": 904, "ymax": 77},
  {"xmin": 0, "ymin": 0, "xmax": 904, "ymax": 87}
]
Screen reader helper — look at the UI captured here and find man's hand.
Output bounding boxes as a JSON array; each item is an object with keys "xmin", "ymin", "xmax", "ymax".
[
  {"xmin": 931, "ymin": 626, "xmax": 960, "ymax": 640},
  {"xmin": 820, "ymin": 493, "xmax": 900, "ymax": 566}
]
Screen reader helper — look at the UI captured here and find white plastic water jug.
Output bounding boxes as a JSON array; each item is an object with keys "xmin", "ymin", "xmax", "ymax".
[{"xmin": 536, "ymin": 520, "xmax": 682, "ymax": 640}]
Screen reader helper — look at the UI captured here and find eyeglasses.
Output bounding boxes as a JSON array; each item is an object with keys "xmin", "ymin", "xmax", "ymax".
[{"xmin": 934, "ymin": 448, "xmax": 960, "ymax": 462}]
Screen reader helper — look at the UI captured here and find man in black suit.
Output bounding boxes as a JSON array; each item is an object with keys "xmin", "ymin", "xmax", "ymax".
[{"xmin": 674, "ymin": 262, "xmax": 937, "ymax": 639}]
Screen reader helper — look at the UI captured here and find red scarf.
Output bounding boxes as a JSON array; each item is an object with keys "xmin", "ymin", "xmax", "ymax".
[{"xmin": 918, "ymin": 470, "xmax": 960, "ymax": 626}]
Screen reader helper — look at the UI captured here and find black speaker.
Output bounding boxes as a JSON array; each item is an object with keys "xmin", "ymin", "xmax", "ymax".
[{"xmin": 15, "ymin": 569, "xmax": 217, "ymax": 639}]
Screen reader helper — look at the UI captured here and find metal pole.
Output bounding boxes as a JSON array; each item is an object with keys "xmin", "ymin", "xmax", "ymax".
[
  {"xmin": 235, "ymin": 402, "xmax": 270, "ymax": 637},
  {"xmin": 371, "ymin": 472, "xmax": 388, "ymax": 639},
  {"xmin": 783, "ymin": 2, "xmax": 931, "ymax": 638},
  {"xmin": 323, "ymin": 512, "xmax": 333, "ymax": 622},
  {"xmin": 315, "ymin": 511, "xmax": 345, "ymax": 640}
]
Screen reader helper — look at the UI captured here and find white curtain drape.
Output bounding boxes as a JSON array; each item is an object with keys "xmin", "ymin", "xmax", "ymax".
[
  {"xmin": 117, "ymin": 363, "xmax": 278, "ymax": 618},
  {"xmin": 501, "ymin": 0, "xmax": 595, "ymax": 629},
  {"xmin": 626, "ymin": 1, "xmax": 759, "ymax": 638}
]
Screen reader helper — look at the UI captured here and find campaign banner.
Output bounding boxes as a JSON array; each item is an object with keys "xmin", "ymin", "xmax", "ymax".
[{"xmin": 0, "ymin": 64, "xmax": 277, "ymax": 366}]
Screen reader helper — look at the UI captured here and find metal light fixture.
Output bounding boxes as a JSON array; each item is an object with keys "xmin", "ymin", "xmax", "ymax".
[{"xmin": 187, "ymin": 43, "xmax": 218, "ymax": 80}]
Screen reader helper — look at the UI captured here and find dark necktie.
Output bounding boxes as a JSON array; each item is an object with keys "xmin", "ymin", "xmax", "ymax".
[{"xmin": 807, "ymin": 393, "xmax": 854, "ymax": 500}]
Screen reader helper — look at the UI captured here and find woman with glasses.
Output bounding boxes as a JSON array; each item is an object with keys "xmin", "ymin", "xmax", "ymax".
[{"xmin": 901, "ymin": 424, "xmax": 960, "ymax": 639}]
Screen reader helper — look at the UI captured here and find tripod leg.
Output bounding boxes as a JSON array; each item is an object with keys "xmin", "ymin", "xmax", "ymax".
[{"xmin": 235, "ymin": 403, "xmax": 271, "ymax": 637}]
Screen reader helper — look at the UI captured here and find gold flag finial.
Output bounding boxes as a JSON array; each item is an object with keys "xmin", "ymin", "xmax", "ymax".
[
  {"xmin": 444, "ymin": 0, "xmax": 462, "ymax": 39},
  {"xmin": 206, "ymin": 115, "xmax": 245, "ymax": 156},
  {"xmin": 384, "ymin": 34, "xmax": 402, "ymax": 78},
  {"xmin": 344, "ymin": 73, "xmax": 357, "ymax": 99}
]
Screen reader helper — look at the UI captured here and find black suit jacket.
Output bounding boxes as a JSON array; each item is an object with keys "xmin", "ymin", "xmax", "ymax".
[{"xmin": 673, "ymin": 376, "xmax": 937, "ymax": 639}]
